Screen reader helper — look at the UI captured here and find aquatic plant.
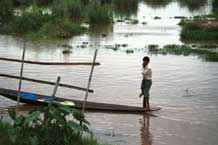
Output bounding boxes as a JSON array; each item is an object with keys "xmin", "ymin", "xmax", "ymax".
[
  {"xmin": 88, "ymin": 2, "xmax": 113, "ymax": 24},
  {"xmin": 0, "ymin": 105, "xmax": 109, "ymax": 145},
  {"xmin": 11, "ymin": 7, "xmax": 52, "ymax": 35},
  {"xmin": 148, "ymin": 44, "xmax": 218, "ymax": 62},
  {"xmin": 180, "ymin": 18, "xmax": 218, "ymax": 41},
  {"xmin": 32, "ymin": 18, "xmax": 87, "ymax": 39},
  {"xmin": 0, "ymin": 3, "xmax": 87, "ymax": 39},
  {"xmin": 181, "ymin": 30, "xmax": 218, "ymax": 40}
]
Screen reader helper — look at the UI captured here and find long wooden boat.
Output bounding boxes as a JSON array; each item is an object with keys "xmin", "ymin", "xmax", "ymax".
[
  {"xmin": 0, "ymin": 57, "xmax": 100, "ymax": 66},
  {"xmin": 0, "ymin": 88, "xmax": 161, "ymax": 113}
]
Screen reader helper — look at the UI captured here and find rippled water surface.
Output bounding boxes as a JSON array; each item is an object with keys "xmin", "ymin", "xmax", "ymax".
[{"xmin": 0, "ymin": 1, "xmax": 218, "ymax": 145}]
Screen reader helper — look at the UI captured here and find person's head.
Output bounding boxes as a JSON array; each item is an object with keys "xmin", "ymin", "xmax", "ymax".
[{"xmin": 142, "ymin": 56, "xmax": 150, "ymax": 68}]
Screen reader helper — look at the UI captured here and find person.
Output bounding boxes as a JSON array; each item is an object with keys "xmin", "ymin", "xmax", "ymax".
[{"xmin": 139, "ymin": 56, "xmax": 152, "ymax": 109}]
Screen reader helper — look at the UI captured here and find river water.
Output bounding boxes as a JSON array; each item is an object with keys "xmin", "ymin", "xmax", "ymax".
[{"xmin": 0, "ymin": 1, "xmax": 218, "ymax": 145}]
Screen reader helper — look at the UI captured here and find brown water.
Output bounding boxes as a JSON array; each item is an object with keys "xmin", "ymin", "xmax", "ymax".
[{"xmin": 0, "ymin": 1, "xmax": 218, "ymax": 145}]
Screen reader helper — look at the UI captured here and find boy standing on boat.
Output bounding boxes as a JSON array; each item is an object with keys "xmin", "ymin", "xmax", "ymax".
[{"xmin": 139, "ymin": 56, "xmax": 152, "ymax": 109}]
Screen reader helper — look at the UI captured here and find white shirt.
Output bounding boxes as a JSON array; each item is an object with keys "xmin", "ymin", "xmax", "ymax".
[{"xmin": 142, "ymin": 66, "xmax": 152, "ymax": 80}]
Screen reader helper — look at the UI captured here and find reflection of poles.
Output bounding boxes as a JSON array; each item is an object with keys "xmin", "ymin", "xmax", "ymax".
[
  {"xmin": 82, "ymin": 49, "xmax": 98, "ymax": 112},
  {"xmin": 140, "ymin": 114, "xmax": 152, "ymax": 145},
  {"xmin": 16, "ymin": 39, "xmax": 26, "ymax": 113}
]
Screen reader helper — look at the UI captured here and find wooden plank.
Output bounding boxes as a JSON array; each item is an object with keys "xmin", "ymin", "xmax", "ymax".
[
  {"xmin": 49, "ymin": 76, "xmax": 60, "ymax": 106},
  {"xmin": 16, "ymin": 41, "xmax": 26, "ymax": 113},
  {"xmin": 0, "ymin": 73, "xmax": 94, "ymax": 93},
  {"xmin": 0, "ymin": 57, "xmax": 100, "ymax": 66},
  {"xmin": 82, "ymin": 49, "xmax": 98, "ymax": 112}
]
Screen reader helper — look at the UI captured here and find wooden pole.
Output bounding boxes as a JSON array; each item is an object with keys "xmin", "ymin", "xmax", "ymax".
[
  {"xmin": 0, "ymin": 57, "xmax": 100, "ymax": 66},
  {"xmin": 0, "ymin": 73, "xmax": 94, "ymax": 93},
  {"xmin": 82, "ymin": 49, "xmax": 98, "ymax": 112},
  {"xmin": 16, "ymin": 40, "xmax": 26, "ymax": 113},
  {"xmin": 49, "ymin": 76, "xmax": 60, "ymax": 106}
]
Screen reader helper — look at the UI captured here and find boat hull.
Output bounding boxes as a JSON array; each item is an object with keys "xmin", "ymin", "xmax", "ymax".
[{"xmin": 0, "ymin": 88, "xmax": 161, "ymax": 113}]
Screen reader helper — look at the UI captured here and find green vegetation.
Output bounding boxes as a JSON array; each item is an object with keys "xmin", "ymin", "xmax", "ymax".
[
  {"xmin": 177, "ymin": 0, "xmax": 207, "ymax": 12},
  {"xmin": 113, "ymin": 0, "xmax": 138, "ymax": 19},
  {"xmin": 178, "ymin": 0, "xmax": 218, "ymax": 41},
  {"xmin": 52, "ymin": 0, "xmax": 85, "ymax": 21},
  {"xmin": 0, "ymin": 105, "xmax": 109, "ymax": 145},
  {"xmin": 180, "ymin": 18, "xmax": 218, "ymax": 41},
  {"xmin": 0, "ymin": 0, "xmax": 114, "ymax": 39},
  {"xmin": 0, "ymin": 1, "xmax": 87, "ymax": 39},
  {"xmin": 143, "ymin": 0, "xmax": 172, "ymax": 9},
  {"xmin": 28, "ymin": 18, "xmax": 87, "ymax": 39},
  {"xmin": 148, "ymin": 44, "xmax": 218, "ymax": 62},
  {"xmin": 213, "ymin": 0, "xmax": 218, "ymax": 17},
  {"xmin": 0, "ymin": 0, "xmax": 14, "ymax": 23},
  {"xmin": 88, "ymin": 2, "xmax": 113, "ymax": 24}
]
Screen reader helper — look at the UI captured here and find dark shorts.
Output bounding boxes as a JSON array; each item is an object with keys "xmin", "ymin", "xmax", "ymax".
[{"xmin": 141, "ymin": 79, "xmax": 152, "ymax": 98}]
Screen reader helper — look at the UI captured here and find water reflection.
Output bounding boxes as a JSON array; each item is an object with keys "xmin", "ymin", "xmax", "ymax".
[
  {"xmin": 140, "ymin": 114, "xmax": 152, "ymax": 145},
  {"xmin": 177, "ymin": 0, "xmax": 208, "ymax": 12},
  {"xmin": 89, "ymin": 24, "xmax": 113, "ymax": 46},
  {"xmin": 143, "ymin": 0, "xmax": 173, "ymax": 9},
  {"xmin": 143, "ymin": 0, "xmax": 208, "ymax": 12},
  {"xmin": 213, "ymin": 0, "xmax": 218, "ymax": 15},
  {"xmin": 89, "ymin": 24, "xmax": 113, "ymax": 36},
  {"xmin": 113, "ymin": 0, "xmax": 138, "ymax": 18}
]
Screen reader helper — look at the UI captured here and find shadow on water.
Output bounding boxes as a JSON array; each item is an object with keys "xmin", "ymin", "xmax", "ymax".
[{"xmin": 140, "ymin": 114, "xmax": 152, "ymax": 145}]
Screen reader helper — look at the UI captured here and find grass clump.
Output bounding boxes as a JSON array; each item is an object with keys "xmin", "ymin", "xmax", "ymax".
[
  {"xmin": 180, "ymin": 18, "xmax": 218, "ymax": 41},
  {"xmin": 31, "ymin": 18, "xmax": 87, "ymax": 39},
  {"xmin": 13, "ymin": 8, "xmax": 52, "ymax": 34},
  {"xmin": 0, "ymin": 0, "xmax": 115, "ymax": 39},
  {"xmin": 0, "ymin": 5, "xmax": 87, "ymax": 39},
  {"xmin": 148, "ymin": 44, "xmax": 218, "ymax": 62},
  {"xmin": 0, "ymin": 105, "xmax": 109, "ymax": 145}
]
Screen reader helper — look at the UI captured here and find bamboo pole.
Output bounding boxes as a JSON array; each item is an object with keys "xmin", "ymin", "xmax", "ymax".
[
  {"xmin": 16, "ymin": 40, "xmax": 26, "ymax": 113},
  {"xmin": 0, "ymin": 57, "xmax": 100, "ymax": 66},
  {"xmin": 82, "ymin": 49, "xmax": 98, "ymax": 112},
  {"xmin": 49, "ymin": 76, "xmax": 60, "ymax": 106},
  {"xmin": 0, "ymin": 73, "xmax": 94, "ymax": 93}
]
